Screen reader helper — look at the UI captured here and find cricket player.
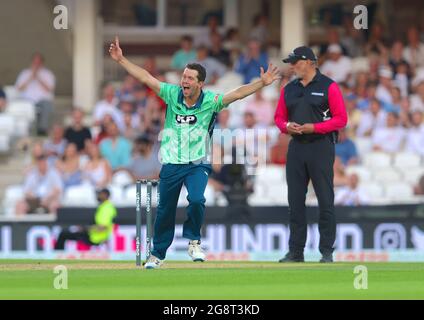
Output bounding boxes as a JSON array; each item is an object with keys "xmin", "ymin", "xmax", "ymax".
[{"xmin": 109, "ymin": 37, "xmax": 280, "ymax": 269}]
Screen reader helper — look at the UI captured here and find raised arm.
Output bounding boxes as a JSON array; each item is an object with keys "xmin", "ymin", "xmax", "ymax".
[
  {"xmin": 222, "ymin": 63, "xmax": 280, "ymax": 105},
  {"xmin": 109, "ymin": 36, "xmax": 161, "ymax": 94}
]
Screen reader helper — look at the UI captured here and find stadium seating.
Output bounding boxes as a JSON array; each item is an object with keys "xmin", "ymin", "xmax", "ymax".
[
  {"xmin": 0, "ymin": 135, "xmax": 10, "ymax": 153},
  {"xmin": 393, "ymin": 152, "xmax": 421, "ymax": 168},
  {"xmin": 363, "ymin": 152, "xmax": 392, "ymax": 168},
  {"xmin": 3, "ymin": 85, "xmax": 19, "ymax": 101},
  {"xmin": 0, "ymin": 115, "xmax": 15, "ymax": 136},
  {"xmin": 1, "ymin": 185, "xmax": 24, "ymax": 217},
  {"xmin": 5, "ymin": 100, "xmax": 36, "ymax": 123},
  {"xmin": 62, "ymin": 184, "xmax": 98, "ymax": 207}
]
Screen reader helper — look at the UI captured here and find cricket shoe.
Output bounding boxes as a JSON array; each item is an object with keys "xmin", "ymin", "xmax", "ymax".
[
  {"xmin": 188, "ymin": 240, "xmax": 206, "ymax": 262},
  {"xmin": 144, "ymin": 255, "xmax": 163, "ymax": 269},
  {"xmin": 278, "ymin": 252, "xmax": 305, "ymax": 263}
]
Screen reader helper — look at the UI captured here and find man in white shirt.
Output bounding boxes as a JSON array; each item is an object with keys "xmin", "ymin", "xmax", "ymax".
[
  {"xmin": 93, "ymin": 83, "xmax": 121, "ymax": 127},
  {"xmin": 356, "ymin": 98, "xmax": 387, "ymax": 137},
  {"xmin": 372, "ymin": 112, "xmax": 405, "ymax": 153},
  {"xmin": 403, "ymin": 27, "xmax": 424, "ymax": 69},
  {"xmin": 410, "ymin": 81, "xmax": 424, "ymax": 112},
  {"xmin": 15, "ymin": 53, "xmax": 56, "ymax": 135},
  {"xmin": 15, "ymin": 154, "xmax": 63, "ymax": 215},
  {"xmin": 335, "ymin": 173, "xmax": 370, "ymax": 206},
  {"xmin": 376, "ymin": 67, "xmax": 394, "ymax": 105},
  {"xmin": 405, "ymin": 111, "xmax": 424, "ymax": 156},
  {"xmin": 320, "ymin": 44, "xmax": 352, "ymax": 83}
]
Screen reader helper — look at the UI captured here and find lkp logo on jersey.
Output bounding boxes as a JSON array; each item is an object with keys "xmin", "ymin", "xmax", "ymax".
[{"xmin": 176, "ymin": 115, "xmax": 197, "ymax": 125}]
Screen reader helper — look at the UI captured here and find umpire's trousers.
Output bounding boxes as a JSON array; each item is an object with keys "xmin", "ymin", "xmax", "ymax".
[
  {"xmin": 286, "ymin": 137, "xmax": 336, "ymax": 255},
  {"xmin": 151, "ymin": 163, "xmax": 212, "ymax": 260}
]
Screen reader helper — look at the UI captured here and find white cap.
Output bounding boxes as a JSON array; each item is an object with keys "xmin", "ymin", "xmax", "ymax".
[
  {"xmin": 327, "ymin": 44, "xmax": 342, "ymax": 54},
  {"xmin": 378, "ymin": 67, "xmax": 393, "ymax": 79}
]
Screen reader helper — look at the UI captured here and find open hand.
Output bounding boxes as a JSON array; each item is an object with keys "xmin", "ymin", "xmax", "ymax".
[
  {"xmin": 260, "ymin": 63, "xmax": 281, "ymax": 86},
  {"xmin": 109, "ymin": 36, "xmax": 124, "ymax": 62}
]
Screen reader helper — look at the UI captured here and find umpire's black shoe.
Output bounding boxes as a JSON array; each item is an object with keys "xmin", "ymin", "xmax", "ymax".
[
  {"xmin": 278, "ymin": 252, "xmax": 304, "ymax": 263},
  {"xmin": 319, "ymin": 253, "xmax": 334, "ymax": 263}
]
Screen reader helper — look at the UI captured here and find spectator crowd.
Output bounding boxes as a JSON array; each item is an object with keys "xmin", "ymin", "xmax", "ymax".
[{"xmin": 3, "ymin": 13, "xmax": 424, "ymax": 215}]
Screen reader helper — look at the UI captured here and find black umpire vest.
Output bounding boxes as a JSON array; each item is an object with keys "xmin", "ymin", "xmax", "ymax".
[{"xmin": 284, "ymin": 69, "xmax": 338, "ymax": 143}]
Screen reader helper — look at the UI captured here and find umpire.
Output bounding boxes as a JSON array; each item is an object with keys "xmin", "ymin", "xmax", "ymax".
[{"xmin": 274, "ymin": 46, "xmax": 347, "ymax": 263}]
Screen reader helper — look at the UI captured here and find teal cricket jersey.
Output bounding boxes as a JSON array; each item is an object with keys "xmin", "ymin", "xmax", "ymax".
[{"xmin": 158, "ymin": 82, "xmax": 229, "ymax": 164}]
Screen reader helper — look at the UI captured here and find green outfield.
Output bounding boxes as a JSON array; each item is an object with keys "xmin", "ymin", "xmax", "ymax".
[{"xmin": 0, "ymin": 260, "xmax": 423, "ymax": 299}]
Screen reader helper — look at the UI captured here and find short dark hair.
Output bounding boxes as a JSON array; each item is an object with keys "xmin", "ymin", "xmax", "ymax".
[
  {"xmin": 185, "ymin": 63, "xmax": 206, "ymax": 82},
  {"xmin": 181, "ymin": 35, "xmax": 193, "ymax": 43},
  {"xmin": 96, "ymin": 188, "xmax": 110, "ymax": 198}
]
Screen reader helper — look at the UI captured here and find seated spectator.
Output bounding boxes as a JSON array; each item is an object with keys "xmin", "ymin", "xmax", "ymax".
[
  {"xmin": 54, "ymin": 188, "xmax": 116, "ymax": 250},
  {"xmin": 405, "ymin": 111, "xmax": 424, "ymax": 156},
  {"xmin": 99, "ymin": 121, "xmax": 132, "ymax": 171},
  {"xmin": 213, "ymin": 109, "xmax": 233, "ymax": 152},
  {"xmin": 0, "ymin": 86, "xmax": 6, "ymax": 112},
  {"xmin": 171, "ymin": 35, "xmax": 197, "ymax": 70},
  {"xmin": 235, "ymin": 38, "xmax": 268, "ymax": 84},
  {"xmin": 195, "ymin": 45, "xmax": 227, "ymax": 85},
  {"xmin": 93, "ymin": 83, "xmax": 120, "ymax": 127},
  {"xmin": 320, "ymin": 44, "xmax": 352, "ymax": 83},
  {"xmin": 403, "ymin": 26, "xmax": 424, "ymax": 69},
  {"xmin": 115, "ymin": 99, "xmax": 138, "ymax": 133},
  {"xmin": 335, "ymin": 173, "xmax": 370, "ymax": 206},
  {"xmin": 94, "ymin": 114, "xmax": 115, "ymax": 145},
  {"xmin": 24, "ymin": 141, "xmax": 45, "ymax": 173},
  {"xmin": 356, "ymin": 98, "xmax": 387, "ymax": 137},
  {"xmin": 82, "ymin": 141, "xmax": 112, "ymax": 189},
  {"xmin": 385, "ymin": 86, "xmax": 403, "ymax": 113},
  {"xmin": 122, "ymin": 112, "xmax": 139, "ymax": 141},
  {"xmin": 244, "ymin": 85, "xmax": 274, "ymax": 126},
  {"xmin": 236, "ymin": 111, "xmax": 268, "ymax": 165},
  {"xmin": 340, "ymin": 15, "xmax": 365, "ymax": 57},
  {"xmin": 250, "ymin": 14, "xmax": 269, "ymax": 46},
  {"xmin": 125, "ymin": 135, "xmax": 161, "ymax": 181},
  {"xmin": 376, "ymin": 67, "xmax": 394, "ymax": 105},
  {"xmin": 414, "ymin": 175, "xmax": 424, "ymax": 195},
  {"xmin": 55, "ymin": 143, "xmax": 84, "ymax": 189},
  {"xmin": 319, "ymin": 27, "xmax": 348, "ymax": 59},
  {"xmin": 117, "ymin": 75, "xmax": 137, "ymax": 101},
  {"xmin": 356, "ymin": 82, "xmax": 377, "ymax": 111},
  {"xmin": 269, "ymin": 134, "xmax": 289, "ymax": 165},
  {"xmin": 410, "ymin": 80, "xmax": 424, "ymax": 112},
  {"xmin": 364, "ymin": 22, "xmax": 389, "ymax": 57},
  {"xmin": 43, "ymin": 124, "xmax": 66, "ymax": 165},
  {"xmin": 64, "ymin": 108, "xmax": 92, "ymax": 152},
  {"xmin": 345, "ymin": 95, "xmax": 361, "ymax": 137},
  {"xmin": 389, "ymin": 40, "xmax": 412, "ymax": 81},
  {"xmin": 209, "ymin": 32, "xmax": 231, "ymax": 67},
  {"xmin": 194, "ymin": 15, "xmax": 221, "ymax": 49},
  {"xmin": 223, "ymin": 28, "xmax": 242, "ymax": 67},
  {"xmin": 15, "ymin": 53, "xmax": 55, "ymax": 135},
  {"xmin": 335, "ymin": 128, "xmax": 358, "ymax": 166},
  {"xmin": 141, "ymin": 96, "xmax": 163, "ymax": 138},
  {"xmin": 15, "ymin": 154, "xmax": 63, "ymax": 215},
  {"xmin": 333, "ymin": 156, "xmax": 349, "ymax": 188},
  {"xmin": 372, "ymin": 112, "xmax": 405, "ymax": 153}
]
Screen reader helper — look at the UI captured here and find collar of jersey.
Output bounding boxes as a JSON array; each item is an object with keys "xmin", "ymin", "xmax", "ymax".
[{"xmin": 178, "ymin": 88, "xmax": 205, "ymax": 110}]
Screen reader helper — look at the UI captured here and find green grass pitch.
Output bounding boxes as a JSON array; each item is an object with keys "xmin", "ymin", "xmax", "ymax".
[{"xmin": 1, "ymin": 260, "xmax": 423, "ymax": 299}]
